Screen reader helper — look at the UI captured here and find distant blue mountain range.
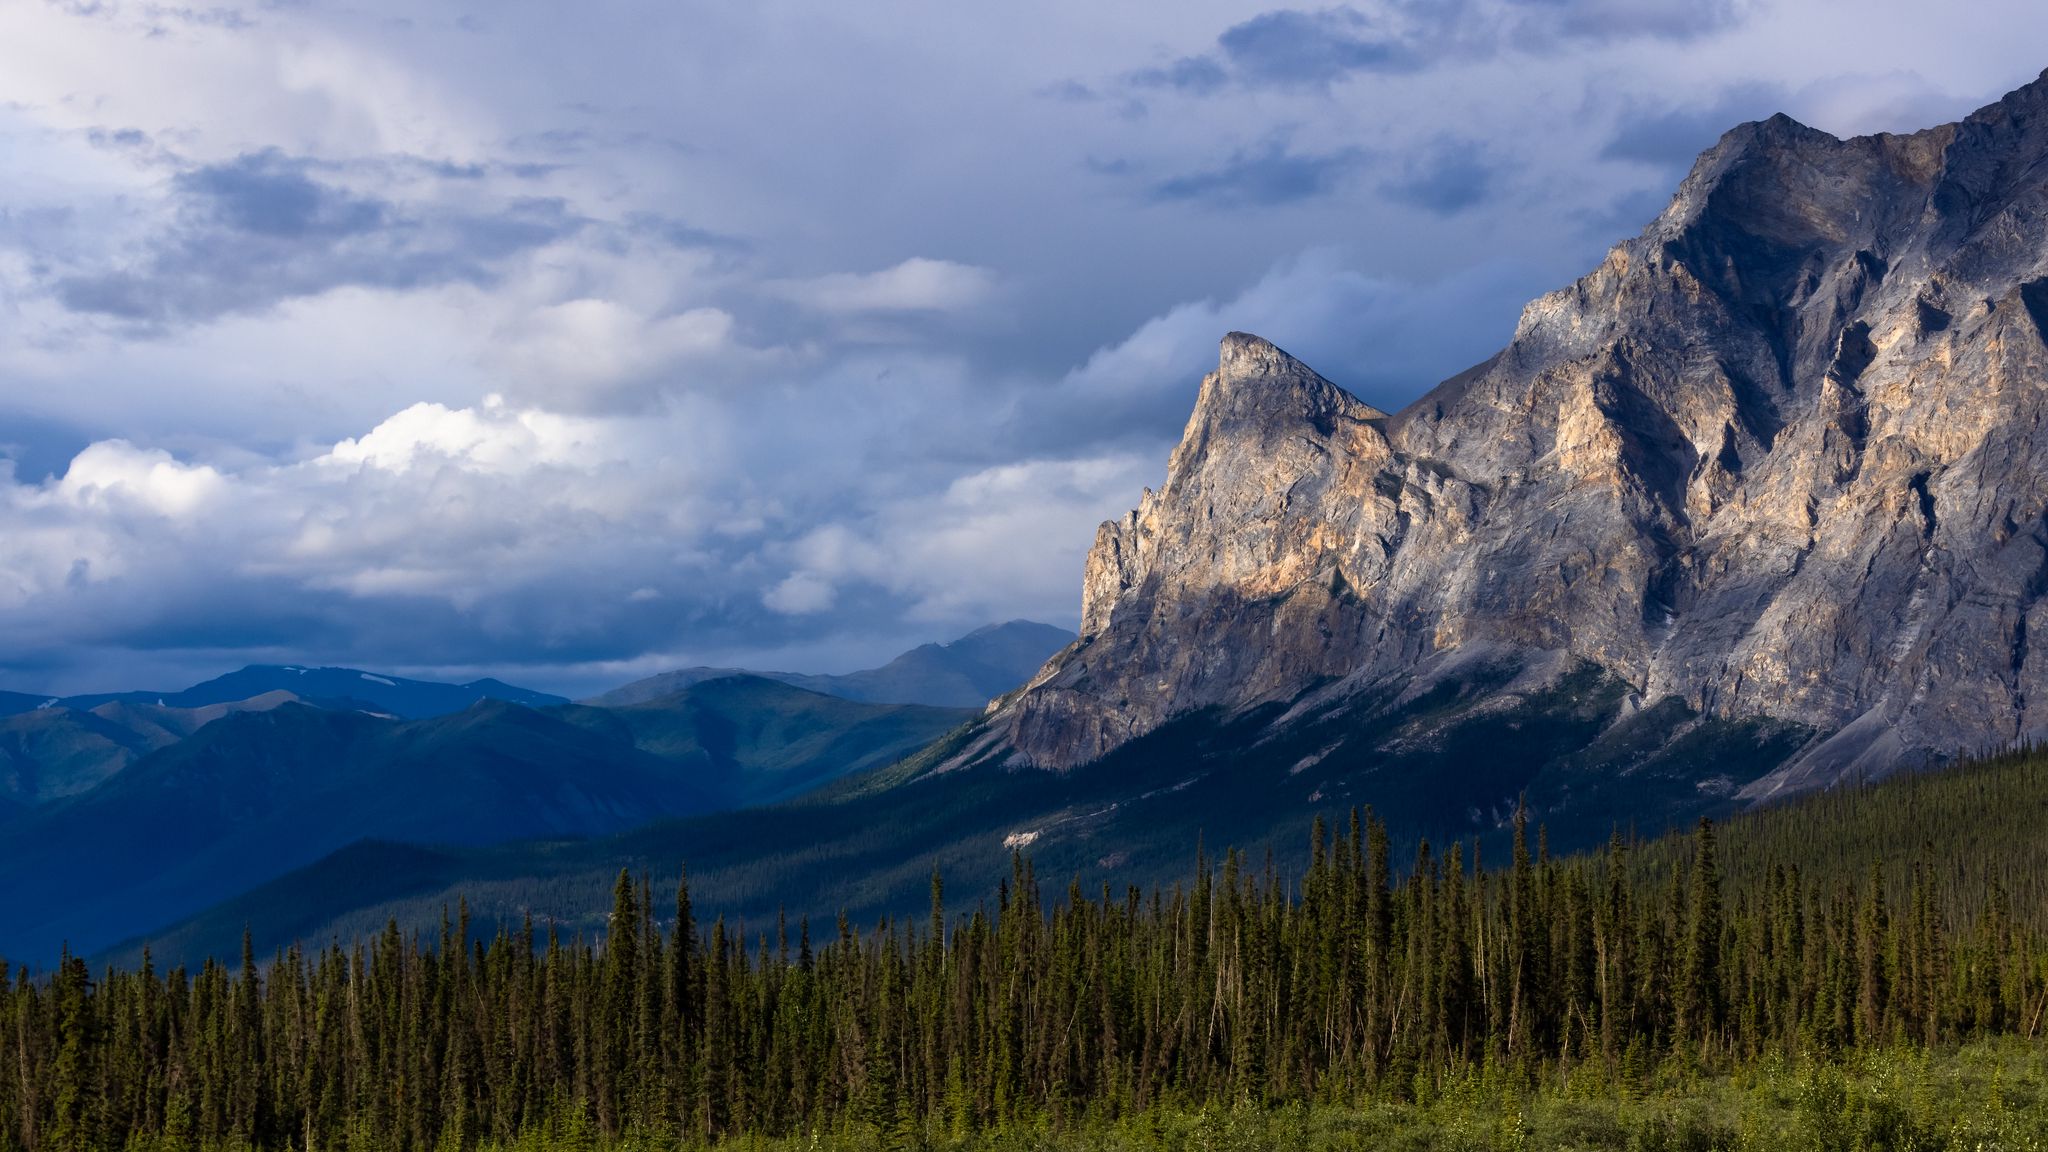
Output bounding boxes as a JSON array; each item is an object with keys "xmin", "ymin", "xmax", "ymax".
[
  {"xmin": 0, "ymin": 621, "xmax": 1078, "ymax": 963},
  {"xmin": 34, "ymin": 665, "xmax": 568, "ymax": 719}
]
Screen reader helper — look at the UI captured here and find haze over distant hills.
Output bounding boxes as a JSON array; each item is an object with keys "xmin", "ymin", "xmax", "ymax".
[{"xmin": 590, "ymin": 620, "xmax": 1076, "ymax": 709}]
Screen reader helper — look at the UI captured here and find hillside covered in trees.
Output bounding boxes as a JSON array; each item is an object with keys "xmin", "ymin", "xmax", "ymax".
[{"xmin": 6, "ymin": 748, "xmax": 2048, "ymax": 1152}]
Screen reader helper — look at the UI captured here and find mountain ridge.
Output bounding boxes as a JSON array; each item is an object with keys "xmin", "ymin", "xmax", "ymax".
[
  {"xmin": 0, "ymin": 690, "xmax": 312, "ymax": 812},
  {"xmin": 58, "ymin": 664, "xmax": 569, "ymax": 719},
  {"xmin": 0, "ymin": 678, "xmax": 971, "ymax": 961},
  {"xmin": 958, "ymin": 70, "xmax": 2048, "ymax": 797},
  {"xmin": 589, "ymin": 619, "xmax": 1076, "ymax": 708}
]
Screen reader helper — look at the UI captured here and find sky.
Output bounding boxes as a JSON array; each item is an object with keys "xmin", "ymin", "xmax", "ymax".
[{"xmin": 0, "ymin": 0, "xmax": 2043, "ymax": 697}]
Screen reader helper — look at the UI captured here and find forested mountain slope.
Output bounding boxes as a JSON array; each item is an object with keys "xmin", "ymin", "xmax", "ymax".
[
  {"xmin": 0, "ymin": 690, "xmax": 306, "ymax": 811},
  {"xmin": 126, "ymin": 699, "xmax": 2045, "ymax": 970},
  {"xmin": 47, "ymin": 745, "xmax": 2048, "ymax": 1152}
]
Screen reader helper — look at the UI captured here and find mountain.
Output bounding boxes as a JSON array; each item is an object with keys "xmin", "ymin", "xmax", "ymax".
[
  {"xmin": 0, "ymin": 701, "xmax": 707, "ymax": 962},
  {"xmin": 558, "ymin": 676, "xmax": 980, "ymax": 805},
  {"xmin": 0, "ymin": 667, "xmax": 567, "ymax": 813},
  {"xmin": 60, "ymin": 665, "xmax": 567, "ymax": 719},
  {"xmin": 0, "ymin": 706, "xmax": 169, "ymax": 811},
  {"xmin": 0, "ymin": 690, "xmax": 305, "ymax": 811},
  {"xmin": 1, "ymin": 680, "xmax": 969, "ymax": 961},
  {"xmin": 794, "ymin": 620, "xmax": 1078, "ymax": 706},
  {"xmin": 127, "ymin": 659, "xmax": 1806, "ymax": 966},
  {"xmin": 951, "ymin": 71, "xmax": 2048, "ymax": 802},
  {"xmin": 0, "ymin": 690, "xmax": 53, "ymax": 719},
  {"xmin": 590, "ymin": 620, "xmax": 1076, "ymax": 709},
  {"xmin": 135, "ymin": 75, "xmax": 2048, "ymax": 964}
]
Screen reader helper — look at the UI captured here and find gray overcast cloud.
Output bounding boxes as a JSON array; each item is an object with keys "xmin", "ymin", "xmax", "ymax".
[{"xmin": 0, "ymin": 0, "xmax": 2042, "ymax": 695}]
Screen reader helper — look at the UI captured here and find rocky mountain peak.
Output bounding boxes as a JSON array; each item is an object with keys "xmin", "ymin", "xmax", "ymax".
[
  {"xmin": 1215, "ymin": 328, "xmax": 1293, "ymax": 372},
  {"xmin": 957, "ymin": 72, "xmax": 2048, "ymax": 799},
  {"xmin": 1197, "ymin": 332, "xmax": 1388, "ymax": 435}
]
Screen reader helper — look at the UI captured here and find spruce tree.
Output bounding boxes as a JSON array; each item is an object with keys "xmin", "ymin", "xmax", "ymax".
[{"xmin": 1675, "ymin": 817, "xmax": 1725, "ymax": 1057}]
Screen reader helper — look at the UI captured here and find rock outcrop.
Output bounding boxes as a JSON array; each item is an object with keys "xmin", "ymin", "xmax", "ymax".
[{"xmin": 965, "ymin": 70, "xmax": 2048, "ymax": 799}]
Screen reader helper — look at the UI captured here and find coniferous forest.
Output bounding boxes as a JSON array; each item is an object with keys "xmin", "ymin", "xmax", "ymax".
[{"xmin": 8, "ymin": 750, "xmax": 2048, "ymax": 1152}]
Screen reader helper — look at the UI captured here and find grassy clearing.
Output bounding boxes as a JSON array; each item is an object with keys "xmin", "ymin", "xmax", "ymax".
[{"xmin": 483, "ymin": 1038, "xmax": 2048, "ymax": 1152}]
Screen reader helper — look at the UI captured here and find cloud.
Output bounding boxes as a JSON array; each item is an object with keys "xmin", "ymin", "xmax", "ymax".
[
  {"xmin": 128, "ymin": 5, "xmax": 257, "ymax": 33},
  {"xmin": 1125, "ymin": 5, "xmax": 1415, "ymax": 96},
  {"xmin": 51, "ymin": 440, "xmax": 227, "ymax": 518},
  {"xmin": 323, "ymin": 395, "xmax": 616, "ymax": 475},
  {"xmin": 0, "ymin": 362, "xmax": 1142, "ymax": 693},
  {"xmin": 1129, "ymin": 56, "xmax": 1231, "ymax": 95},
  {"xmin": 773, "ymin": 454, "xmax": 1154, "ymax": 626},
  {"xmin": 84, "ymin": 126, "xmax": 156, "ymax": 155},
  {"xmin": 1011, "ymin": 250, "xmax": 1555, "ymax": 444},
  {"xmin": 49, "ymin": 149, "xmax": 581, "ymax": 326},
  {"xmin": 1601, "ymin": 84, "xmax": 1786, "ymax": 168},
  {"xmin": 1216, "ymin": 7, "xmax": 1415, "ymax": 87},
  {"xmin": 489, "ymin": 299, "xmax": 739, "ymax": 409},
  {"xmin": 1115, "ymin": 0, "xmax": 1745, "ymax": 97},
  {"xmin": 1597, "ymin": 73, "xmax": 1974, "ymax": 176},
  {"xmin": 0, "ymin": 397, "xmax": 726, "ymax": 686},
  {"xmin": 779, "ymin": 258, "xmax": 997, "ymax": 315},
  {"xmin": 1149, "ymin": 136, "xmax": 1367, "ymax": 207},
  {"xmin": 763, "ymin": 572, "xmax": 836, "ymax": 615},
  {"xmin": 1514, "ymin": 0, "xmax": 1739, "ymax": 44},
  {"xmin": 179, "ymin": 149, "xmax": 385, "ymax": 237},
  {"xmin": 1380, "ymin": 140, "xmax": 1496, "ymax": 214},
  {"xmin": 4, "ymin": 0, "xmax": 2039, "ymax": 698}
]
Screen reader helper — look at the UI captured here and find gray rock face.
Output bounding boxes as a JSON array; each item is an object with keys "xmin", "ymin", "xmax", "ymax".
[{"xmin": 969, "ymin": 71, "xmax": 2048, "ymax": 798}]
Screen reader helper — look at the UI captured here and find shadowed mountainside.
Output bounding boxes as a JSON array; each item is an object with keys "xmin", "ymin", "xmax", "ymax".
[{"xmin": 2, "ymin": 678, "xmax": 968, "ymax": 961}]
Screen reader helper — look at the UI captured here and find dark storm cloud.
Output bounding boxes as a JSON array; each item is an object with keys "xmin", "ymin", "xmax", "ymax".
[
  {"xmin": 144, "ymin": 6, "xmax": 257, "ymax": 32},
  {"xmin": 52, "ymin": 149, "xmax": 582, "ymax": 325},
  {"xmin": 1129, "ymin": 55, "xmax": 1232, "ymax": 95},
  {"xmin": 1507, "ymin": 0, "xmax": 1739, "ymax": 45},
  {"xmin": 1216, "ymin": 7, "xmax": 1414, "ymax": 87},
  {"xmin": 1149, "ymin": 137, "xmax": 1367, "ymax": 207},
  {"xmin": 1380, "ymin": 141, "xmax": 1496, "ymax": 215},
  {"xmin": 1120, "ymin": 0, "xmax": 1743, "ymax": 97},
  {"xmin": 1001, "ymin": 253, "xmax": 1558, "ymax": 453},
  {"xmin": 1129, "ymin": 5, "xmax": 1414, "ymax": 95},
  {"xmin": 180, "ymin": 150, "xmax": 387, "ymax": 237},
  {"xmin": 85, "ymin": 126, "xmax": 151, "ymax": 151}
]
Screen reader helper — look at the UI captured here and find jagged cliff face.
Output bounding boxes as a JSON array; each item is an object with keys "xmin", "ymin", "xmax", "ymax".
[{"xmin": 973, "ymin": 71, "xmax": 2048, "ymax": 797}]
